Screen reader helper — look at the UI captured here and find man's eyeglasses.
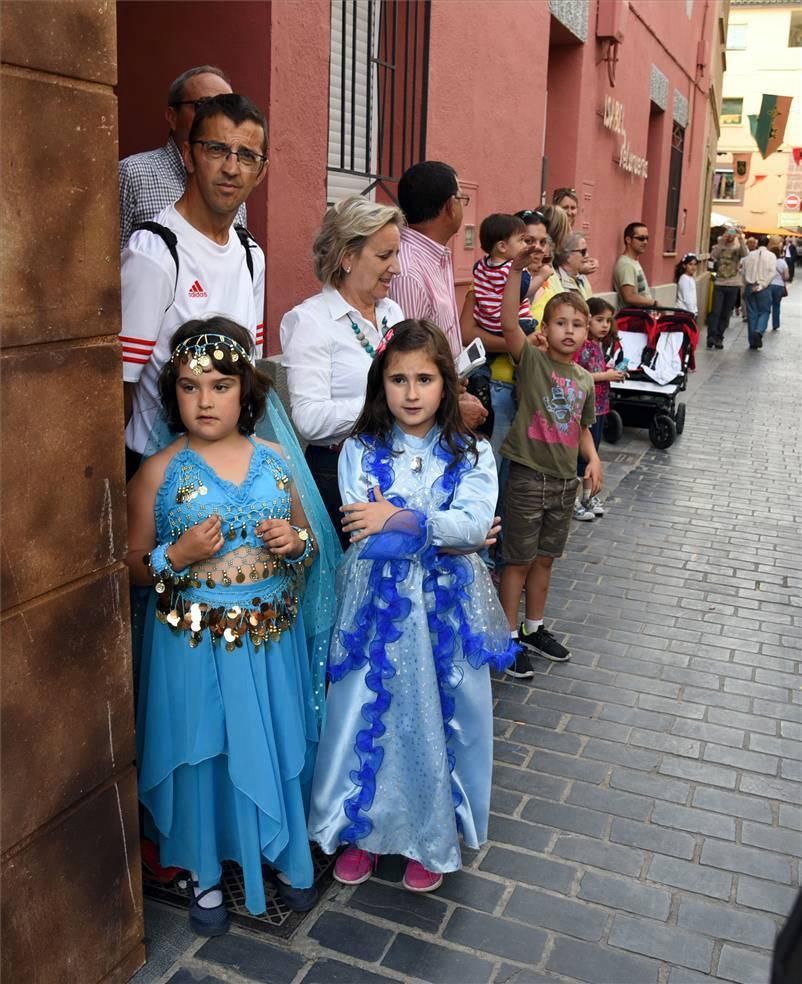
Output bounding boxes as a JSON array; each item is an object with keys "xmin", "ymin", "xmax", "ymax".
[
  {"xmin": 454, "ymin": 194, "xmax": 471, "ymax": 206},
  {"xmin": 571, "ymin": 247, "xmax": 588, "ymax": 256},
  {"xmin": 191, "ymin": 139, "xmax": 267, "ymax": 171},
  {"xmin": 632, "ymin": 235, "xmax": 649, "ymax": 242},
  {"xmin": 169, "ymin": 97, "xmax": 213, "ymax": 111}
]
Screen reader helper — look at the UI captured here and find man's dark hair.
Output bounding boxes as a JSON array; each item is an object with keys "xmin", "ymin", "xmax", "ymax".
[
  {"xmin": 479, "ymin": 214, "xmax": 526, "ymax": 255},
  {"xmin": 398, "ymin": 161, "xmax": 459, "ymax": 224},
  {"xmin": 190, "ymin": 94, "xmax": 268, "ymax": 153},
  {"xmin": 168, "ymin": 65, "xmax": 229, "ymax": 105},
  {"xmin": 757, "ymin": 235, "xmax": 769, "ymax": 247},
  {"xmin": 624, "ymin": 222, "xmax": 647, "ymax": 243},
  {"xmin": 159, "ymin": 316, "xmax": 271, "ymax": 435}
]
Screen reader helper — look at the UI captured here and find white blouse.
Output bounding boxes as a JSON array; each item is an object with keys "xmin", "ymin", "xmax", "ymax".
[{"xmin": 279, "ymin": 286, "xmax": 405, "ymax": 445}]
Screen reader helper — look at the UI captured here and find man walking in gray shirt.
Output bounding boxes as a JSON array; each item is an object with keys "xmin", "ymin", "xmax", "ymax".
[{"xmin": 706, "ymin": 227, "xmax": 747, "ymax": 349}]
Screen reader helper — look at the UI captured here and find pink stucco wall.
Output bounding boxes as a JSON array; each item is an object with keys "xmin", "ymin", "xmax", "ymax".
[
  {"xmin": 425, "ymin": 0, "xmax": 550, "ymax": 303},
  {"xmin": 424, "ymin": 0, "xmax": 715, "ymax": 298},
  {"xmin": 263, "ymin": 0, "xmax": 330, "ymax": 352}
]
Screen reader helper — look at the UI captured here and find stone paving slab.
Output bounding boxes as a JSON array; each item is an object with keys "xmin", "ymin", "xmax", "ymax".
[{"xmin": 133, "ymin": 285, "xmax": 801, "ymax": 983}]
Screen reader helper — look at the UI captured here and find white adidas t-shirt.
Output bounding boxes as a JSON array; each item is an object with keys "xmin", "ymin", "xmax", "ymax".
[{"xmin": 121, "ymin": 204, "xmax": 265, "ymax": 453}]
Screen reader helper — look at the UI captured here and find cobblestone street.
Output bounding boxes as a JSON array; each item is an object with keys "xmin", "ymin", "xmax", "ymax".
[{"xmin": 135, "ymin": 282, "xmax": 801, "ymax": 984}]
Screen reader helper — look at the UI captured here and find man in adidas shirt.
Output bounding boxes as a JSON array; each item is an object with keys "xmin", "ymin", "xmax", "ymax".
[{"xmin": 121, "ymin": 93, "xmax": 267, "ymax": 467}]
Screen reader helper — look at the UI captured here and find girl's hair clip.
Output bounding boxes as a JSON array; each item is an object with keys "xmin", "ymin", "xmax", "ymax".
[{"xmin": 375, "ymin": 326, "xmax": 395, "ymax": 358}]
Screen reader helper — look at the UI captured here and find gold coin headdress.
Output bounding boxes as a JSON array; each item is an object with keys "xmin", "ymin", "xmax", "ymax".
[{"xmin": 171, "ymin": 333, "xmax": 253, "ymax": 376}]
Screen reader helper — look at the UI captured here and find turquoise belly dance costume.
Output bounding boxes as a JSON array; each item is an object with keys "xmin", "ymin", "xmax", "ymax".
[
  {"xmin": 137, "ymin": 426, "xmax": 338, "ymax": 915},
  {"xmin": 308, "ymin": 425, "xmax": 517, "ymax": 872}
]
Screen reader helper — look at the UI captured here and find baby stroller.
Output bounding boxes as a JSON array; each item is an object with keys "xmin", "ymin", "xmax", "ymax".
[{"xmin": 605, "ymin": 307, "xmax": 698, "ymax": 449}]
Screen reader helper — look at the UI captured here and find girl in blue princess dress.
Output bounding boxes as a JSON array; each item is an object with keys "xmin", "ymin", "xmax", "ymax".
[
  {"xmin": 308, "ymin": 319, "xmax": 517, "ymax": 892},
  {"xmin": 126, "ymin": 317, "xmax": 337, "ymax": 935}
]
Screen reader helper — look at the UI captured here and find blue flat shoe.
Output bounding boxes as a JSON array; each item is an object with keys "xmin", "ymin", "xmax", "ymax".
[
  {"xmin": 265, "ymin": 870, "xmax": 319, "ymax": 912},
  {"xmin": 189, "ymin": 884, "xmax": 230, "ymax": 936}
]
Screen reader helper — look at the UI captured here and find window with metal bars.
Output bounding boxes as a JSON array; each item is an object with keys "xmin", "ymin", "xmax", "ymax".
[
  {"xmin": 663, "ymin": 121, "xmax": 685, "ymax": 253},
  {"xmin": 327, "ymin": 0, "xmax": 429, "ymax": 203}
]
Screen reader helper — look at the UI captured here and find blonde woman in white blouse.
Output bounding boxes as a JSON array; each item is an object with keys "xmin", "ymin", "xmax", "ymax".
[{"xmin": 280, "ymin": 197, "xmax": 406, "ymax": 543}]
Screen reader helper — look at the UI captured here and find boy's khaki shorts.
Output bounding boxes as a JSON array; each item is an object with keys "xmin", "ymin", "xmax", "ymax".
[{"xmin": 501, "ymin": 462, "xmax": 578, "ymax": 564}]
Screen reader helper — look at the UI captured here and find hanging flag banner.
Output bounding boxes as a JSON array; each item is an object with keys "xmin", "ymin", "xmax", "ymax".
[
  {"xmin": 793, "ymin": 147, "xmax": 802, "ymax": 167},
  {"xmin": 752, "ymin": 94, "xmax": 793, "ymax": 159},
  {"xmin": 732, "ymin": 153, "xmax": 751, "ymax": 184}
]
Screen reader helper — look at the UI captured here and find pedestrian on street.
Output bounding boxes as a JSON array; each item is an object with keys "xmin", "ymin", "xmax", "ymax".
[
  {"xmin": 706, "ymin": 227, "xmax": 746, "ymax": 348},
  {"xmin": 768, "ymin": 236, "xmax": 790, "ymax": 331},
  {"xmin": 784, "ymin": 237, "xmax": 797, "ymax": 281},
  {"xmin": 308, "ymin": 320, "xmax": 516, "ymax": 894},
  {"xmin": 742, "ymin": 236, "xmax": 778, "ymax": 349}
]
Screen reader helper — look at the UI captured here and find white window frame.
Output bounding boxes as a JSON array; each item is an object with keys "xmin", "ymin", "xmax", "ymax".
[{"xmin": 327, "ymin": 1, "xmax": 381, "ymax": 203}]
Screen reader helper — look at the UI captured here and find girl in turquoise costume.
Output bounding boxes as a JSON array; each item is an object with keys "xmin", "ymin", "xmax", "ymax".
[
  {"xmin": 126, "ymin": 317, "xmax": 338, "ymax": 935},
  {"xmin": 308, "ymin": 320, "xmax": 516, "ymax": 893}
]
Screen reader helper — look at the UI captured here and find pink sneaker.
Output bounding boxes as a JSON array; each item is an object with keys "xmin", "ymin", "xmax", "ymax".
[
  {"xmin": 403, "ymin": 859, "xmax": 443, "ymax": 893},
  {"xmin": 334, "ymin": 847, "xmax": 376, "ymax": 885}
]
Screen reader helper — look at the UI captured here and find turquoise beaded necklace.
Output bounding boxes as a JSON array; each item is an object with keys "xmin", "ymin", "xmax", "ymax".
[{"xmin": 349, "ymin": 315, "xmax": 388, "ymax": 358}]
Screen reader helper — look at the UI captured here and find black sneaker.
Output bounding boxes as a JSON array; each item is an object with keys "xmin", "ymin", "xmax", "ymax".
[
  {"xmin": 504, "ymin": 647, "xmax": 534, "ymax": 679},
  {"xmin": 519, "ymin": 623, "xmax": 571, "ymax": 663}
]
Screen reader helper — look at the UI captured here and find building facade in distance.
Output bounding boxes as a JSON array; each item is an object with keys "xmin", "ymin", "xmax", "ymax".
[{"xmin": 712, "ymin": 0, "xmax": 802, "ymax": 234}]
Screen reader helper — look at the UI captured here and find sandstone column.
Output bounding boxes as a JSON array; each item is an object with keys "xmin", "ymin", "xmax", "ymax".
[{"xmin": 1, "ymin": 3, "xmax": 144, "ymax": 980}]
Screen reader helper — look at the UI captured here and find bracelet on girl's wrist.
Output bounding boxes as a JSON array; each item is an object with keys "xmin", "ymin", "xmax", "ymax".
[
  {"xmin": 145, "ymin": 543, "xmax": 190, "ymax": 592},
  {"xmin": 285, "ymin": 525, "xmax": 315, "ymax": 566}
]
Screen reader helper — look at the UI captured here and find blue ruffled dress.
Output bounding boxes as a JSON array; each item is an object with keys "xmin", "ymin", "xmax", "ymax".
[
  {"xmin": 136, "ymin": 440, "xmax": 319, "ymax": 914},
  {"xmin": 308, "ymin": 426, "xmax": 516, "ymax": 872}
]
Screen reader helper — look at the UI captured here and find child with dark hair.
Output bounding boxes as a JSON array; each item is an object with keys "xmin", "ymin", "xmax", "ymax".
[
  {"xmin": 674, "ymin": 253, "xmax": 699, "ymax": 316},
  {"xmin": 308, "ymin": 319, "xmax": 516, "ymax": 893},
  {"xmin": 573, "ymin": 298, "xmax": 625, "ymax": 522},
  {"xmin": 127, "ymin": 316, "xmax": 338, "ymax": 935}
]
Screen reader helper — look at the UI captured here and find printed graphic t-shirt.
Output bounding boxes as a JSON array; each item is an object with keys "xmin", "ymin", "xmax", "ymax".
[{"xmin": 501, "ymin": 344, "xmax": 595, "ymax": 480}]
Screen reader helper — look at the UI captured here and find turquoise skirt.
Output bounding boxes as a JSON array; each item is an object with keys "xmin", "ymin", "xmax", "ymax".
[{"xmin": 136, "ymin": 588, "xmax": 318, "ymax": 914}]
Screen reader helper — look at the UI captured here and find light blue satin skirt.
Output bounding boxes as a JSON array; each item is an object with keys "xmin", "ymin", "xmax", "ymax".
[{"xmin": 308, "ymin": 614, "xmax": 493, "ymax": 873}]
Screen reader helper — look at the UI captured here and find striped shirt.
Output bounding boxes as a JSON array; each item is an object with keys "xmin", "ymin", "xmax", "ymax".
[
  {"xmin": 472, "ymin": 257, "xmax": 531, "ymax": 334},
  {"xmin": 389, "ymin": 227, "xmax": 463, "ymax": 357}
]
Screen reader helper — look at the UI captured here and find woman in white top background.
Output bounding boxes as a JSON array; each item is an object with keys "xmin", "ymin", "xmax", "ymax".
[{"xmin": 280, "ymin": 197, "xmax": 406, "ymax": 544}]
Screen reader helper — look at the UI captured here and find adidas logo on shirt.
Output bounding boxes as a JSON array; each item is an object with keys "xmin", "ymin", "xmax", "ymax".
[{"xmin": 188, "ymin": 279, "xmax": 208, "ymax": 298}]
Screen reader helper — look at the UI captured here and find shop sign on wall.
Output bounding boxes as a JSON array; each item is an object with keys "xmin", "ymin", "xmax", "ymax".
[{"xmin": 602, "ymin": 95, "xmax": 649, "ymax": 178}]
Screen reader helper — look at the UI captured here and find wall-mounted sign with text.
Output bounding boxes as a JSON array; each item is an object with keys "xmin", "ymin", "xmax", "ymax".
[{"xmin": 602, "ymin": 95, "xmax": 649, "ymax": 179}]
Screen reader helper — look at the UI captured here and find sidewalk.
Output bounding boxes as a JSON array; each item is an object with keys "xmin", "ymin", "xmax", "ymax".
[{"xmin": 135, "ymin": 281, "xmax": 802, "ymax": 984}]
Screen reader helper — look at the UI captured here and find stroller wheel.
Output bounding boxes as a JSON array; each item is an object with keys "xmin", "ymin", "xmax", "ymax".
[
  {"xmin": 649, "ymin": 413, "xmax": 677, "ymax": 450},
  {"xmin": 604, "ymin": 410, "xmax": 624, "ymax": 445},
  {"xmin": 675, "ymin": 403, "xmax": 686, "ymax": 435}
]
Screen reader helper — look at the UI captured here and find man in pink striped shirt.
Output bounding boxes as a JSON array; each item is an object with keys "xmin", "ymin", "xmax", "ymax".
[{"xmin": 391, "ymin": 161, "xmax": 487, "ymax": 429}]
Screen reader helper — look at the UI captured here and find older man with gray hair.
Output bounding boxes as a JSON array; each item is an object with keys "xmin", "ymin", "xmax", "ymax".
[{"xmin": 118, "ymin": 65, "xmax": 246, "ymax": 247}]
